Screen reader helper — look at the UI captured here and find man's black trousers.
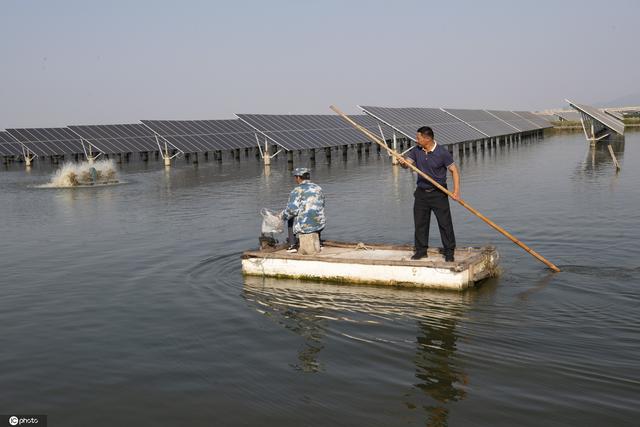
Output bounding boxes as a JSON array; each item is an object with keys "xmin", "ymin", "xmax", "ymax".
[{"xmin": 413, "ymin": 187, "xmax": 456, "ymax": 256}]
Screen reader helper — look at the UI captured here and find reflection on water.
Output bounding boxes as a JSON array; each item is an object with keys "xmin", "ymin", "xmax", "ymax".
[
  {"xmin": 578, "ymin": 138, "xmax": 625, "ymax": 175},
  {"xmin": 413, "ymin": 317, "xmax": 466, "ymax": 426},
  {"xmin": 243, "ymin": 275, "xmax": 477, "ymax": 423}
]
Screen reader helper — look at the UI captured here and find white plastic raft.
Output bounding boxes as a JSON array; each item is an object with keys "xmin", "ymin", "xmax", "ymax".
[{"xmin": 242, "ymin": 240, "xmax": 499, "ymax": 290}]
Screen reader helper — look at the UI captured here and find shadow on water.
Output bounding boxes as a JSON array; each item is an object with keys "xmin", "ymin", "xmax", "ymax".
[{"xmin": 242, "ymin": 275, "xmax": 493, "ymax": 424}]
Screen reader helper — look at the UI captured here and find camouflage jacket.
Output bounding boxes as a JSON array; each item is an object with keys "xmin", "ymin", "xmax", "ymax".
[{"xmin": 281, "ymin": 180, "xmax": 326, "ymax": 234}]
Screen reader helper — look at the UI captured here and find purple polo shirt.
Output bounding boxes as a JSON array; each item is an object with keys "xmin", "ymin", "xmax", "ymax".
[{"xmin": 406, "ymin": 142, "xmax": 454, "ymax": 190}]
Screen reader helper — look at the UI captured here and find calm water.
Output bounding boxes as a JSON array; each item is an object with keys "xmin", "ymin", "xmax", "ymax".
[{"xmin": 1, "ymin": 131, "xmax": 639, "ymax": 426}]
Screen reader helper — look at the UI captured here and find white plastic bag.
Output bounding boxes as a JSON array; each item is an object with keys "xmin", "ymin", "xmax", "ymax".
[{"xmin": 261, "ymin": 208, "xmax": 284, "ymax": 234}]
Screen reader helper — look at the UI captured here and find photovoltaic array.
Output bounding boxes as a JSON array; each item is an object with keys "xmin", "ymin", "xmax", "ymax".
[
  {"xmin": 567, "ymin": 100, "xmax": 625, "ymax": 136},
  {"xmin": 5, "ymin": 127, "xmax": 87, "ymax": 156},
  {"xmin": 441, "ymin": 108, "xmax": 520, "ymax": 137},
  {"xmin": 484, "ymin": 110, "xmax": 538, "ymax": 133},
  {"xmin": 236, "ymin": 114, "xmax": 395, "ymax": 151},
  {"xmin": 142, "ymin": 119, "xmax": 257, "ymax": 153},
  {"xmin": 69, "ymin": 124, "xmax": 161, "ymax": 154},
  {"xmin": 512, "ymin": 111, "xmax": 552, "ymax": 128},
  {"xmin": 0, "ymin": 131, "xmax": 24, "ymax": 156},
  {"xmin": 358, "ymin": 106, "xmax": 487, "ymax": 145},
  {"xmin": 1, "ymin": 106, "xmax": 552, "ymax": 159}
]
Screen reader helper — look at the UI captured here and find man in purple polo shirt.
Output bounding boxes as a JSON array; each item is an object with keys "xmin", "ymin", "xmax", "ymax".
[{"xmin": 401, "ymin": 126, "xmax": 460, "ymax": 262}]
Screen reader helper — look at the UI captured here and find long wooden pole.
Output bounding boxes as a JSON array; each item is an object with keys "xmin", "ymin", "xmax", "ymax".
[{"xmin": 330, "ymin": 105, "xmax": 561, "ymax": 272}]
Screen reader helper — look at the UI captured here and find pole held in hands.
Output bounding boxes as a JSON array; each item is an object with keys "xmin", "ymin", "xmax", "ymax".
[{"xmin": 330, "ymin": 105, "xmax": 561, "ymax": 273}]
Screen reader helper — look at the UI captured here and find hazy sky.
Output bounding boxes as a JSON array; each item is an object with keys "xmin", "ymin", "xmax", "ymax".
[{"xmin": 1, "ymin": 0, "xmax": 638, "ymax": 128}]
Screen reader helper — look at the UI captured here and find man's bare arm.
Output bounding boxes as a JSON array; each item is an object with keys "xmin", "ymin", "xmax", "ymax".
[{"xmin": 448, "ymin": 163, "xmax": 460, "ymax": 201}]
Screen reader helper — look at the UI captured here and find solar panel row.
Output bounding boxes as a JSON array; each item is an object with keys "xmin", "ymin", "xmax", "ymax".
[
  {"xmin": 5, "ymin": 127, "xmax": 86, "ymax": 156},
  {"xmin": 442, "ymin": 108, "xmax": 521, "ymax": 137},
  {"xmin": 142, "ymin": 119, "xmax": 256, "ymax": 153},
  {"xmin": 485, "ymin": 110, "xmax": 538, "ymax": 133},
  {"xmin": 359, "ymin": 106, "xmax": 550, "ymax": 145},
  {"xmin": 69, "ymin": 124, "xmax": 158, "ymax": 154},
  {"xmin": 236, "ymin": 114, "xmax": 395, "ymax": 151},
  {"xmin": 1, "ymin": 105, "xmax": 552, "ymax": 160},
  {"xmin": 0, "ymin": 131, "xmax": 23, "ymax": 156}
]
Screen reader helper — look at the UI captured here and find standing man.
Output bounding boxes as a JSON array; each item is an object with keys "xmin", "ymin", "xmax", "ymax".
[
  {"xmin": 401, "ymin": 126, "xmax": 460, "ymax": 262},
  {"xmin": 281, "ymin": 168, "xmax": 326, "ymax": 255}
]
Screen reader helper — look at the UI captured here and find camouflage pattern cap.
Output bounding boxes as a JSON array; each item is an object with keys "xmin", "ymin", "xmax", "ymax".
[{"xmin": 292, "ymin": 167, "xmax": 310, "ymax": 177}]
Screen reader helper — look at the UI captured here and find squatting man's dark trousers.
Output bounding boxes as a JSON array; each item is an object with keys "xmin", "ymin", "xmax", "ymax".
[
  {"xmin": 413, "ymin": 187, "xmax": 456, "ymax": 257},
  {"xmin": 287, "ymin": 218, "xmax": 322, "ymax": 247}
]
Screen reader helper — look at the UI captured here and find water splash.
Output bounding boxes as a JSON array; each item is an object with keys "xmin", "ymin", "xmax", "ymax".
[{"xmin": 40, "ymin": 159, "xmax": 120, "ymax": 188}]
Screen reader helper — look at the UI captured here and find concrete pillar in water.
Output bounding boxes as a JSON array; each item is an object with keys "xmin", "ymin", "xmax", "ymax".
[
  {"xmin": 204, "ymin": 151, "xmax": 209, "ymax": 161},
  {"xmin": 365, "ymin": 143, "xmax": 370, "ymax": 154},
  {"xmin": 325, "ymin": 147, "xmax": 332, "ymax": 162},
  {"xmin": 309, "ymin": 148, "xmax": 316, "ymax": 162},
  {"xmin": 233, "ymin": 149, "xmax": 240, "ymax": 160},
  {"xmin": 193, "ymin": 152, "xmax": 199, "ymax": 164},
  {"xmin": 342, "ymin": 144, "xmax": 348, "ymax": 158},
  {"xmin": 287, "ymin": 150, "xmax": 293, "ymax": 164},
  {"xmin": 356, "ymin": 143, "xmax": 362, "ymax": 154},
  {"xmin": 263, "ymin": 145, "xmax": 271, "ymax": 166},
  {"xmin": 245, "ymin": 148, "xmax": 250, "ymax": 157}
]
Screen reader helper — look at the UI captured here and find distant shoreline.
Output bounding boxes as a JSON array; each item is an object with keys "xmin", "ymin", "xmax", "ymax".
[{"xmin": 549, "ymin": 119, "xmax": 640, "ymax": 130}]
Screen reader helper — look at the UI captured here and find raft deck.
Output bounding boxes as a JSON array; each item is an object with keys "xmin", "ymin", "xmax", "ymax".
[{"xmin": 242, "ymin": 240, "xmax": 499, "ymax": 290}]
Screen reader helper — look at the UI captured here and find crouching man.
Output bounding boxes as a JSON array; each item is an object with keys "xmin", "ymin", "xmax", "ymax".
[{"xmin": 281, "ymin": 168, "xmax": 326, "ymax": 255}]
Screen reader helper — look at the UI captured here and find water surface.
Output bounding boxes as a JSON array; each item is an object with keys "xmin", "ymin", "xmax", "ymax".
[{"xmin": 1, "ymin": 131, "xmax": 638, "ymax": 426}]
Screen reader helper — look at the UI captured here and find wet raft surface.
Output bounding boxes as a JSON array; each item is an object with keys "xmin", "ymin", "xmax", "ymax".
[{"xmin": 242, "ymin": 240, "xmax": 499, "ymax": 290}]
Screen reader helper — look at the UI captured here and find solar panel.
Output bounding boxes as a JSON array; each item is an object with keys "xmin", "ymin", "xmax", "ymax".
[
  {"xmin": 512, "ymin": 111, "xmax": 553, "ymax": 129},
  {"xmin": 555, "ymin": 111, "xmax": 581, "ymax": 122},
  {"xmin": 604, "ymin": 109, "xmax": 624, "ymax": 121},
  {"xmin": 0, "ymin": 132, "xmax": 24, "ymax": 156},
  {"xmin": 142, "ymin": 119, "xmax": 256, "ymax": 153},
  {"xmin": 0, "ymin": 131, "xmax": 17, "ymax": 144},
  {"xmin": 442, "ymin": 108, "xmax": 519, "ymax": 137},
  {"xmin": 484, "ymin": 110, "xmax": 538, "ymax": 132},
  {"xmin": 567, "ymin": 100, "xmax": 625, "ymax": 136},
  {"xmin": 69, "ymin": 123, "xmax": 160, "ymax": 154},
  {"xmin": 536, "ymin": 113, "xmax": 560, "ymax": 123},
  {"xmin": 235, "ymin": 114, "xmax": 392, "ymax": 151},
  {"xmin": 358, "ymin": 106, "xmax": 486, "ymax": 145},
  {"xmin": 5, "ymin": 127, "xmax": 86, "ymax": 156}
]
